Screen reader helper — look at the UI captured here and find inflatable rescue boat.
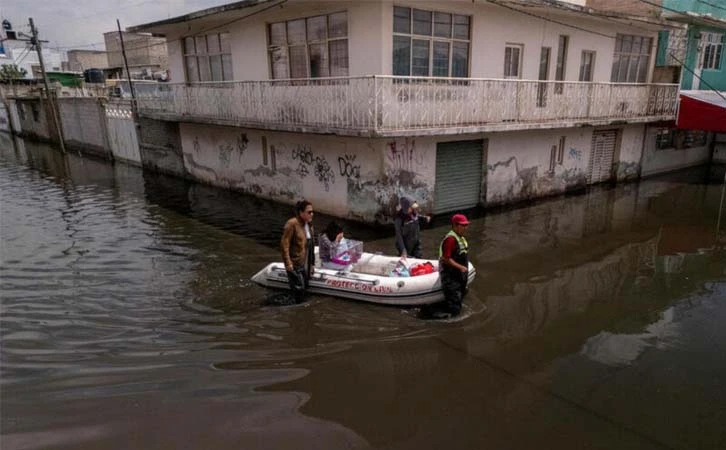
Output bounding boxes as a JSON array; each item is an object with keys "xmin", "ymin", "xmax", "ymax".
[{"xmin": 251, "ymin": 247, "xmax": 476, "ymax": 306}]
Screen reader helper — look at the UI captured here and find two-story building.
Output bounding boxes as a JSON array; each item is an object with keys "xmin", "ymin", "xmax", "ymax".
[
  {"xmin": 128, "ymin": 0, "xmax": 683, "ymax": 223},
  {"xmin": 590, "ymin": 0, "xmax": 726, "ymax": 171}
]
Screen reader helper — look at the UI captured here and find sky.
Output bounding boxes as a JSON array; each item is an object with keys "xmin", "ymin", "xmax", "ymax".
[{"xmin": 1, "ymin": 0, "xmax": 229, "ymax": 52}]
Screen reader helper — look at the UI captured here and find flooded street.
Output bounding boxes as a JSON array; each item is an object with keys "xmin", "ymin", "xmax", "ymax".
[{"xmin": 2, "ymin": 135, "xmax": 725, "ymax": 450}]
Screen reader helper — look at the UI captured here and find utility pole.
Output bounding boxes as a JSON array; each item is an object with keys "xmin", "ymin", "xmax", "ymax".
[
  {"xmin": 117, "ymin": 19, "xmax": 137, "ymax": 117},
  {"xmin": 29, "ymin": 17, "xmax": 66, "ymax": 153}
]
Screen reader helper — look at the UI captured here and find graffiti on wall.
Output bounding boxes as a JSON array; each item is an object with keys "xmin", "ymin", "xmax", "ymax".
[
  {"xmin": 386, "ymin": 138, "xmax": 423, "ymax": 173},
  {"xmin": 338, "ymin": 154, "xmax": 361, "ymax": 181},
  {"xmin": 289, "ymin": 143, "xmax": 335, "ymax": 191},
  {"xmin": 568, "ymin": 148, "xmax": 582, "ymax": 161},
  {"xmin": 191, "ymin": 133, "xmax": 249, "ymax": 169},
  {"xmin": 314, "ymin": 156, "xmax": 335, "ymax": 191}
]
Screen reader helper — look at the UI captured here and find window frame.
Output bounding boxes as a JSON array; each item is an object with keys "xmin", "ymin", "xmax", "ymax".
[
  {"xmin": 183, "ymin": 32, "xmax": 233, "ymax": 83},
  {"xmin": 504, "ymin": 43, "xmax": 524, "ymax": 79},
  {"xmin": 267, "ymin": 11, "xmax": 349, "ymax": 80},
  {"xmin": 392, "ymin": 6, "xmax": 471, "ymax": 78},
  {"xmin": 611, "ymin": 34, "xmax": 652, "ymax": 83},
  {"xmin": 554, "ymin": 35, "xmax": 569, "ymax": 94},
  {"xmin": 701, "ymin": 32, "xmax": 723, "ymax": 70},
  {"xmin": 579, "ymin": 50, "xmax": 596, "ymax": 82}
]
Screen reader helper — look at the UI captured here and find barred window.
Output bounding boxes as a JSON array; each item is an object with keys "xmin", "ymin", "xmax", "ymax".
[
  {"xmin": 656, "ymin": 129, "xmax": 708, "ymax": 150},
  {"xmin": 268, "ymin": 12, "xmax": 349, "ymax": 79},
  {"xmin": 393, "ymin": 6, "xmax": 470, "ymax": 77},
  {"xmin": 701, "ymin": 32, "xmax": 723, "ymax": 70},
  {"xmin": 611, "ymin": 34, "xmax": 652, "ymax": 83},
  {"xmin": 184, "ymin": 32, "xmax": 233, "ymax": 82}
]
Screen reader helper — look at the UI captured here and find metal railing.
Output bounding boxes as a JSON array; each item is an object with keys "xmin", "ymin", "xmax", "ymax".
[{"xmin": 135, "ymin": 76, "xmax": 679, "ymax": 134}]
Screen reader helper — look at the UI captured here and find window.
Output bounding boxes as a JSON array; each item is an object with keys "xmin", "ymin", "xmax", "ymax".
[
  {"xmin": 655, "ymin": 128, "xmax": 673, "ymax": 150},
  {"xmin": 504, "ymin": 44, "xmax": 523, "ymax": 78},
  {"xmin": 17, "ymin": 103, "xmax": 25, "ymax": 121},
  {"xmin": 393, "ymin": 6, "xmax": 470, "ymax": 77},
  {"xmin": 555, "ymin": 35, "xmax": 568, "ymax": 94},
  {"xmin": 268, "ymin": 12, "xmax": 349, "ymax": 79},
  {"xmin": 30, "ymin": 103, "xmax": 39, "ymax": 122},
  {"xmin": 611, "ymin": 34, "xmax": 652, "ymax": 83},
  {"xmin": 184, "ymin": 32, "xmax": 233, "ymax": 82},
  {"xmin": 537, "ymin": 47, "xmax": 550, "ymax": 107},
  {"xmin": 579, "ymin": 51, "xmax": 596, "ymax": 81},
  {"xmin": 655, "ymin": 129, "xmax": 708, "ymax": 150},
  {"xmin": 701, "ymin": 32, "xmax": 723, "ymax": 70}
]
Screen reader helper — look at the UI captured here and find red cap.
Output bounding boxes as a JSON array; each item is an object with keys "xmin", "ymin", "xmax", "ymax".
[{"xmin": 451, "ymin": 214, "xmax": 470, "ymax": 226}]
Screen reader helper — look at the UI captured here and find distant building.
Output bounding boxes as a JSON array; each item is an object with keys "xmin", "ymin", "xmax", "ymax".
[
  {"xmin": 66, "ymin": 50, "xmax": 108, "ymax": 72},
  {"xmin": 0, "ymin": 18, "xmax": 63, "ymax": 79},
  {"xmin": 103, "ymin": 31, "xmax": 168, "ymax": 80}
]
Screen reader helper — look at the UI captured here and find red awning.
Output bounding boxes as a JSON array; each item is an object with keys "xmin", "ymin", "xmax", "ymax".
[{"xmin": 677, "ymin": 90, "xmax": 726, "ymax": 132}]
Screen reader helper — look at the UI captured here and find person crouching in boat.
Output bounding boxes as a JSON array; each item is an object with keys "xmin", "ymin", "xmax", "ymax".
[
  {"xmin": 422, "ymin": 214, "xmax": 470, "ymax": 319},
  {"xmin": 281, "ymin": 200, "xmax": 315, "ymax": 303},
  {"xmin": 318, "ymin": 220, "xmax": 348, "ymax": 270}
]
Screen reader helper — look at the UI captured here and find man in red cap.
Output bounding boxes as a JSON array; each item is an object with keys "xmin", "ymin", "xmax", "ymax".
[{"xmin": 423, "ymin": 213, "xmax": 470, "ymax": 319}]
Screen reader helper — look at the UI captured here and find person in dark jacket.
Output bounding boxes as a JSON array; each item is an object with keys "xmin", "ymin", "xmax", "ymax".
[
  {"xmin": 394, "ymin": 197, "xmax": 430, "ymax": 259},
  {"xmin": 281, "ymin": 200, "xmax": 315, "ymax": 303}
]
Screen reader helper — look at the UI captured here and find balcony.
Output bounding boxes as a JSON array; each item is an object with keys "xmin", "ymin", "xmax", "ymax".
[{"xmin": 135, "ymin": 76, "xmax": 679, "ymax": 137}]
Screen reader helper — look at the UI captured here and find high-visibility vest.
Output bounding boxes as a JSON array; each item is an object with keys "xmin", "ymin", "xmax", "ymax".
[{"xmin": 439, "ymin": 230, "xmax": 468, "ymax": 264}]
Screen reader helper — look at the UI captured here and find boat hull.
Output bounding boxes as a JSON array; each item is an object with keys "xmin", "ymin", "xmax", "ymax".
[{"xmin": 251, "ymin": 252, "xmax": 476, "ymax": 306}]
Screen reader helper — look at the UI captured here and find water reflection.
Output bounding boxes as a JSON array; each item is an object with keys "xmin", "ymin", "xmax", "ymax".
[{"xmin": 2, "ymin": 138, "xmax": 726, "ymax": 449}]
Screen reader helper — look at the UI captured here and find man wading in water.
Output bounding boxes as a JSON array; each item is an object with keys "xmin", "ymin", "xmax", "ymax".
[{"xmin": 281, "ymin": 200, "xmax": 315, "ymax": 303}]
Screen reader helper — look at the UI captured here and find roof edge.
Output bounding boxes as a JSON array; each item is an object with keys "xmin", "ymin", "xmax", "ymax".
[{"xmin": 127, "ymin": 0, "xmax": 276, "ymax": 33}]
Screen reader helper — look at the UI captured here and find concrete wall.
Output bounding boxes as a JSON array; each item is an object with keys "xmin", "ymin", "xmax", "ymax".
[
  {"xmin": 0, "ymin": 102, "xmax": 10, "ymax": 133},
  {"xmin": 57, "ymin": 97, "xmax": 110, "ymax": 158},
  {"xmin": 486, "ymin": 128, "xmax": 592, "ymax": 206},
  {"xmin": 641, "ymin": 127, "xmax": 712, "ymax": 177},
  {"xmin": 179, "ymin": 123, "xmax": 434, "ymax": 221},
  {"xmin": 14, "ymin": 98, "xmax": 54, "ymax": 141},
  {"xmin": 713, "ymin": 133, "xmax": 726, "ymax": 164},
  {"xmin": 616, "ymin": 124, "xmax": 646, "ymax": 181},
  {"xmin": 105, "ymin": 100, "xmax": 141, "ymax": 165},
  {"xmin": 67, "ymin": 50, "xmax": 108, "ymax": 72},
  {"xmin": 137, "ymin": 117, "xmax": 186, "ymax": 177}
]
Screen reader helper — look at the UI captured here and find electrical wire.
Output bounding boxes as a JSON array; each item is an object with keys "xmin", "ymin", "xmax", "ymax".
[
  {"xmin": 668, "ymin": 52, "xmax": 726, "ymax": 102},
  {"xmin": 484, "ymin": 0, "xmax": 616, "ymax": 39},
  {"xmin": 694, "ymin": 0, "xmax": 726, "ymax": 14}
]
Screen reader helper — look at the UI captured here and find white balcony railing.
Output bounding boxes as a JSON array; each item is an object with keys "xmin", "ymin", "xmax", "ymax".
[{"xmin": 135, "ymin": 76, "xmax": 678, "ymax": 135}]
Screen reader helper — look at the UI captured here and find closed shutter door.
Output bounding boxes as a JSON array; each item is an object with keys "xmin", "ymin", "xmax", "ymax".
[
  {"xmin": 588, "ymin": 130, "xmax": 617, "ymax": 184},
  {"xmin": 434, "ymin": 140, "xmax": 484, "ymax": 214}
]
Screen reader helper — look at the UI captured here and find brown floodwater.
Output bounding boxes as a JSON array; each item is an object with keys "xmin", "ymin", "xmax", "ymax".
[{"xmin": 1, "ymin": 135, "xmax": 725, "ymax": 450}]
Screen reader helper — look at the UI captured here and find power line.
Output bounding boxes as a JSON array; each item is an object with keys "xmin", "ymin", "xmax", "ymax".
[
  {"xmin": 694, "ymin": 0, "xmax": 726, "ymax": 13},
  {"xmin": 484, "ymin": 0, "xmax": 616, "ymax": 39},
  {"xmin": 668, "ymin": 52, "xmax": 726, "ymax": 103}
]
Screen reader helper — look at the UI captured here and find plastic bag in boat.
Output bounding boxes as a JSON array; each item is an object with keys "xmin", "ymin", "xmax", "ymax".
[
  {"xmin": 390, "ymin": 259, "xmax": 410, "ymax": 277},
  {"xmin": 410, "ymin": 261, "xmax": 435, "ymax": 276},
  {"xmin": 331, "ymin": 238, "xmax": 363, "ymax": 266}
]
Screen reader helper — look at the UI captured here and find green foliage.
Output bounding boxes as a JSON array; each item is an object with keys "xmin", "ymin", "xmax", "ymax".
[{"xmin": 0, "ymin": 64, "xmax": 28, "ymax": 80}]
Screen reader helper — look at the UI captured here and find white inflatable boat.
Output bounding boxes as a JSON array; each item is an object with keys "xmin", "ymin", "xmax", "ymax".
[{"xmin": 251, "ymin": 249, "xmax": 476, "ymax": 306}]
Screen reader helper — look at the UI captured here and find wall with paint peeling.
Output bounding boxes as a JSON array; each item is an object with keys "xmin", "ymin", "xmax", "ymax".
[
  {"xmin": 615, "ymin": 124, "xmax": 646, "ymax": 181},
  {"xmin": 640, "ymin": 127, "xmax": 712, "ymax": 177},
  {"xmin": 179, "ymin": 124, "xmax": 438, "ymax": 223},
  {"xmin": 486, "ymin": 128, "xmax": 591, "ymax": 206}
]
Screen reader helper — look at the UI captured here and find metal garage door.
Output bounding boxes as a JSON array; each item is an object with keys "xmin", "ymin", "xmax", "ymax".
[
  {"xmin": 588, "ymin": 130, "xmax": 618, "ymax": 184},
  {"xmin": 434, "ymin": 140, "xmax": 484, "ymax": 214}
]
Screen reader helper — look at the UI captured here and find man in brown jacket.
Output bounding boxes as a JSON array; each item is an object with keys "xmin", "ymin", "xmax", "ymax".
[{"xmin": 281, "ymin": 200, "xmax": 315, "ymax": 303}]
